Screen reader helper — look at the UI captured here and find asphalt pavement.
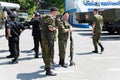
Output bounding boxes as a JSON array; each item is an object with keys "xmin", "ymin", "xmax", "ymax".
[{"xmin": 0, "ymin": 27, "xmax": 120, "ymax": 80}]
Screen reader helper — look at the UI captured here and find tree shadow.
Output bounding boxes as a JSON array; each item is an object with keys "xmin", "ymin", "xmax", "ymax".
[
  {"xmin": 0, "ymin": 56, "xmax": 6, "ymax": 59},
  {"xmin": 0, "ymin": 50, "xmax": 9, "ymax": 53},
  {"xmin": 0, "ymin": 61, "xmax": 11, "ymax": 65},
  {"xmin": 17, "ymin": 70, "xmax": 46, "ymax": 80},
  {"xmin": 100, "ymin": 36, "xmax": 120, "ymax": 41},
  {"xmin": 78, "ymin": 33, "xmax": 92, "ymax": 36},
  {"xmin": 74, "ymin": 29, "xmax": 92, "ymax": 32},
  {"xmin": 0, "ymin": 35, "xmax": 4, "ymax": 38},
  {"xmin": 18, "ymin": 57, "xmax": 34, "ymax": 61},
  {"xmin": 76, "ymin": 52, "xmax": 94, "ymax": 55},
  {"xmin": 20, "ymin": 50, "xmax": 33, "ymax": 53}
]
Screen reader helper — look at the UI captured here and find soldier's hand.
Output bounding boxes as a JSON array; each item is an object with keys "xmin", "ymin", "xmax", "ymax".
[
  {"xmin": 6, "ymin": 35, "xmax": 12, "ymax": 40},
  {"xmin": 92, "ymin": 32, "xmax": 94, "ymax": 36},
  {"xmin": 64, "ymin": 29, "xmax": 69, "ymax": 33},
  {"xmin": 69, "ymin": 28, "xmax": 74, "ymax": 32}
]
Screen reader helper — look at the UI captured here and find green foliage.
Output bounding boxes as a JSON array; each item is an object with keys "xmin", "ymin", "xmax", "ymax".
[{"xmin": 0, "ymin": 0, "xmax": 64, "ymax": 14}]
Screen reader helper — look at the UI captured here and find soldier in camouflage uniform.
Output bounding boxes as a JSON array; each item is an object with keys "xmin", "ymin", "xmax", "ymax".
[
  {"xmin": 57, "ymin": 12, "xmax": 73, "ymax": 68},
  {"xmin": 92, "ymin": 9, "xmax": 104, "ymax": 53},
  {"xmin": 41, "ymin": 7, "xmax": 58, "ymax": 76}
]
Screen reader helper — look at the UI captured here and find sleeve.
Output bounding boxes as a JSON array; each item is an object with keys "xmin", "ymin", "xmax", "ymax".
[
  {"xmin": 48, "ymin": 17, "xmax": 54, "ymax": 28},
  {"xmin": 7, "ymin": 22, "xmax": 12, "ymax": 29},
  {"xmin": 29, "ymin": 18, "xmax": 34, "ymax": 25},
  {"xmin": 19, "ymin": 22, "xmax": 25, "ymax": 30},
  {"xmin": 92, "ymin": 16, "xmax": 96, "ymax": 25},
  {"xmin": 58, "ymin": 21, "xmax": 66, "ymax": 33}
]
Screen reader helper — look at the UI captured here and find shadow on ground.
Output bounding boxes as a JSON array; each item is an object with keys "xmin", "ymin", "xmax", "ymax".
[
  {"xmin": 0, "ymin": 50, "xmax": 9, "ymax": 53},
  {"xmin": 76, "ymin": 52, "xmax": 102, "ymax": 55},
  {"xmin": 17, "ymin": 70, "xmax": 46, "ymax": 80},
  {"xmin": 0, "ymin": 35, "xmax": 4, "ymax": 38},
  {"xmin": 20, "ymin": 50, "xmax": 33, "ymax": 53}
]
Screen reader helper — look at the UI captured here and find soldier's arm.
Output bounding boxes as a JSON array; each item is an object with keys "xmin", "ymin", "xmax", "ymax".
[
  {"xmin": 48, "ymin": 25, "xmax": 56, "ymax": 31},
  {"xmin": 6, "ymin": 24, "xmax": 12, "ymax": 39},
  {"xmin": 92, "ymin": 16, "xmax": 96, "ymax": 35},
  {"xmin": 68, "ymin": 25, "xmax": 74, "ymax": 32},
  {"xmin": 61, "ymin": 23, "xmax": 69, "ymax": 33},
  {"xmin": 20, "ymin": 23, "xmax": 25, "ymax": 33},
  {"xmin": 48, "ymin": 18, "xmax": 56, "ymax": 31}
]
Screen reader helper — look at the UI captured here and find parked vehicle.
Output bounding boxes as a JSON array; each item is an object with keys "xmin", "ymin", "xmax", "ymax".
[
  {"xmin": 76, "ymin": 9, "xmax": 120, "ymax": 34},
  {"xmin": 17, "ymin": 12, "xmax": 29, "ymax": 22},
  {"xmin": 0, "ymin": 1, "xmax": 20, "ymax": 29}
]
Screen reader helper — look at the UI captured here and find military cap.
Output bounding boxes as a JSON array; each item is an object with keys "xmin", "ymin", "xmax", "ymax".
[
  {"xmin": 35, "ymin": 12, "xmax": 40, "ymax": 16},
  {"xmin": 9, "ymin": 13, "xmax": 17, "ymax": 19},
  {"xmin": 94, "ymin": 9, "xmax": 98, "ymax": 11},
  {"xmin": 50, "ymin": 7, "xmax": 58, "ymax": 12}
]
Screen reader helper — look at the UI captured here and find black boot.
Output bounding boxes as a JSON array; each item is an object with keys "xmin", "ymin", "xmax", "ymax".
[
  {"xmin": 45, "ymin": 67, "xmax": 57, "ymax": 76},
  {"xmin": 92, "ymin": 46, "xmax": 98, "ymax": 53},
  {"xmin": 34, "ymin": 53, "xmax": 39, "ymax": 58},
  {"xmin": 99, "ymin": 43, "xmax": 104, "ymax": 53},
  {"xmin": 31, "ymin": 48, "xmax": 35, "ymax": 51},
  {"xmin": 10, "ymin": 58, "xmax": 18, "ymax": 64},
  {"xmin": 60, "ymin": 59, "xmax": 68, "ymax": 68},
  {"xmin": 59, "ymin": 58, "xmax": 62, "ymax": 65},
  {"xmin": 6, "ymin": 54, "xmax": 14, "ymax": 58}
]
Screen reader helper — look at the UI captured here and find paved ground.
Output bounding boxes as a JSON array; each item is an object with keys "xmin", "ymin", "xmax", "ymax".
[{"xmin": 0, "ymin": 27, "xmax": 120, "ymax": 80}]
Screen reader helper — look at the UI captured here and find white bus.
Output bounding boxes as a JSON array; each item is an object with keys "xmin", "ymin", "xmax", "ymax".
[
  {"xmin": 0, "ymin": 1, "xmax": 20, "ymax": 28},
  {"xmin": 65, "ymin": 0, "xmax": 120, "ymax": 28}
]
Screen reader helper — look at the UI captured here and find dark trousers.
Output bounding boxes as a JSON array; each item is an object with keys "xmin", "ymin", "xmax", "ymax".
[
  {"xmin": 33, "ymin": 35, "xmax": 42, "ymax": 53},
  {"xmin": 9, "ymin": 37, "xmax": 19, "ymax": 58}
]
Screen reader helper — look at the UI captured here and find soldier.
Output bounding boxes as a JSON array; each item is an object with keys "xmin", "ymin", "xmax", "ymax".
[
  {"xmin": 41, "ymin": 7, "xmax": 58, "ymax": 76},
  {"xmin": 29, "ymin": 12, "xmax": 42, "ymax": 58},
  {"xmin": 57, "ymin": 12, "xmax": 73, "ymax": 68},
  {"xmin": 5, "ymin": 10, "xmax": 13, "ymax": 58},
  {"xmin": 7, "ymin": 13, "xmax": 25, "ymax": 64},
  {"xmin": 92, "ymin": 9, "xmax": 104, "ymax": 53}
]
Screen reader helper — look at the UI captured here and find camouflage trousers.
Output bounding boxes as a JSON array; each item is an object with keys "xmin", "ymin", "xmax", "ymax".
[
  {"xmin": 58, "ymin": 39, "xmax": 67, "ymax": 59},
  {"xmin": 41, "ymin": 38, "xmax": 54, "ymax": 67},
  {"xmin": 92, "ymin": 32, "xmax": 101, "ymax": 49}
]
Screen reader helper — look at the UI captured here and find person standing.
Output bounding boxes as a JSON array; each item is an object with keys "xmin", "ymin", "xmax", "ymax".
[
  {"xmin": 7, "ymin": 13, "xmax": 25, "ymax": 64},
  {"xmin": 29, "ymin": 12, "xmax": 42, "ymax": 58},
  {"xmin": 92, "ymin": 9, "xmax": 104, "ymax": 53},
  {"xmin": 41, "ymin": 7, "xmax": 58, "ymax": 76},
  {"xmin": 57, "ymin": 12, "xmax": 73, "ymax": 68},
  {"xmin": 5, "ymin": 11, "xmax": 14, "ymax": 58}
]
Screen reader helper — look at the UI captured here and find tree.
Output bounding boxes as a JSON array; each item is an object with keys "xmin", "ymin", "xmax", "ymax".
[
  {"xmin": 43, "ymin": 0, "xmax": 64, "ymax": 13},
  {"xmin": 0, "ymin": 0, "xmax": 64, "ymax": 14}
]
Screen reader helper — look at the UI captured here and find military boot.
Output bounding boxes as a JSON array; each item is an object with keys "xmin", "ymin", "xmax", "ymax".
[
  {"xmin": 10, "ymin": 58, "xmax": 18, "ymax": 64},
  {"xmin": 59, "ymin": 57, "xmax": 62, "ymax": 65},
  {"xmin": 92, "ymin": 46, "xmax": 98, "ymax": 53},
  {"xmin": 98, "ymin": 43, "xmax": 104, "ymax": 53},
  {"xmin": 60, "ymin": 59, "xmax": 68, "ymax": 68},
  {"xmin": 45, "ymin": 67, "xmax": 57, "ymax": 76},
  {"xmin": 34, "ymin": 53, "xmax": 39, "ymax": 58}
]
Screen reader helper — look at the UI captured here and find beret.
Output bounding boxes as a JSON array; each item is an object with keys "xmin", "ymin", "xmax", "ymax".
[{"xmin": 50, "ymin": 7, "xmax": 58, "ymax": 12}]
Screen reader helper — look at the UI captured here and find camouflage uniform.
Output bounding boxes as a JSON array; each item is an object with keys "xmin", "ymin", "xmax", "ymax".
[
  {"xmin": 41, "ymin": 14, "xmax": 57, "ymax": 68},
  {"xmin": 57, "ymin": 18, "xmax": 71, "ymax": 67},
  {"xmin": 92, "ymin": 13, "xmax": 104, "ymax": 53}
]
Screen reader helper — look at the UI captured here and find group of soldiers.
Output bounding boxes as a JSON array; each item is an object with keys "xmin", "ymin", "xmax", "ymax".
[
  {"xmin": 4, "ymin": 7, "xmax": 73, "ymax": 76},
  {"xmin": 4, "ymin": 6, "xmax": 105, "ymax": 76}
]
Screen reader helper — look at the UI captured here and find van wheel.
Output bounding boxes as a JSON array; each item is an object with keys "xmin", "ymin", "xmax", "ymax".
[
  {"xmin": 107, "ymin": 28, "xmax": 115, "ymax": 34},
  {"xmin": 116, "ymin": 27, "xmax": 120, "ymax": 35}
]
